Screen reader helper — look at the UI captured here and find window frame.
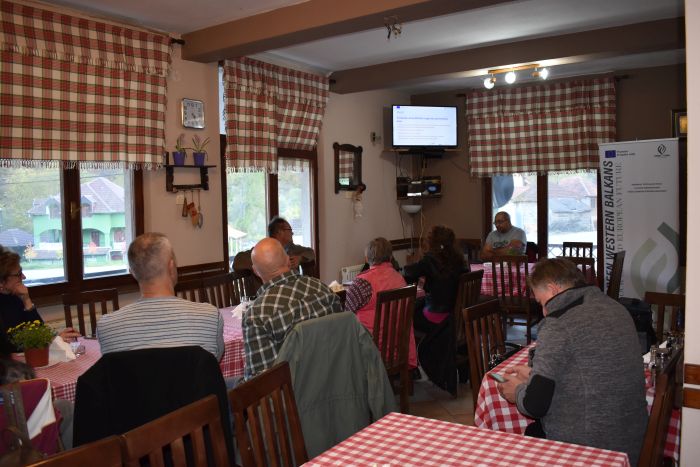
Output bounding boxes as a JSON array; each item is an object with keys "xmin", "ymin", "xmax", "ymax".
[
  {"xmin": 30, "ymin": 167, "xmax": 143, "ymax": 303},
  {"xmin": 219, "ymin": 135, "xmax": 320, "ymax": 275}
]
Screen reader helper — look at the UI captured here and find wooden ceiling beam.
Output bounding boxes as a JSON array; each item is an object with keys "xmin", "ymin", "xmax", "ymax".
[
  {"xmin": 181, "ymin": 0, "xmax": 515, "ymax": 63},
  {"xmin": 328, "ymin": 17, "xmax": 685, "ymax": 93}
]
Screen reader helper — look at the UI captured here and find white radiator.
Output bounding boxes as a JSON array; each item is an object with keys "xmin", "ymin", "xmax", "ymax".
[{"xmin": 341, "ymin": 263, "xmax": 365, "ymax": 284}]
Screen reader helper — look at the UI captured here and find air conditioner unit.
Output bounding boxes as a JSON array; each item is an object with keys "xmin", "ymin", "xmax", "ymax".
[{"xmin": 341, "ymin": 263, "xmax": 365, "ymax": 284}]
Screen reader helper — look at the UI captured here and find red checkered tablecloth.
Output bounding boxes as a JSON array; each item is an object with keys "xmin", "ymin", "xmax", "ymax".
[
  {"xmin": 473, "ymin": 345, "xmax": 680, "ymax": 462},
  {"xmin": 305, "ymin": 412, "xmax": 630, "ymax": 466},
  {"xmin": 36, "ymin": 309, "xmax": 245, "ymax": 402}
]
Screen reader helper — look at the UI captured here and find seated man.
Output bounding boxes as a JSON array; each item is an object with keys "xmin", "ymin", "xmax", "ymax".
[
  {"xmin": 97, "ymin": 232, "xmax": 224, "ymax": 359},
  {"xmin": 498, "ymin": 258, "xmax": 647, "ymax": 465},
  {"xmin": 481, "ymin": 211, "xmax": 526, "ymax": 260},
  {"xmin": 233, "ymin": 216, "xmax": 316, "ymax": 279},
  {"xmin": 243, "ymin": 238, "xmax": 341, "ymax": 379}
]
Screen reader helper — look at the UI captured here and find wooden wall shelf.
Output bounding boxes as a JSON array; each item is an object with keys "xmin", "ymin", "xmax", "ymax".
[{"xmin": 164, "ymin": 152, "xmax": 214, "ymax": 192}]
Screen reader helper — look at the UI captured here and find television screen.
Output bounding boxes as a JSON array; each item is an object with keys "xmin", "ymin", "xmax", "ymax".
[{"xmin": 392, "ymin": 105, "xmax": 457, "ymax": 148}]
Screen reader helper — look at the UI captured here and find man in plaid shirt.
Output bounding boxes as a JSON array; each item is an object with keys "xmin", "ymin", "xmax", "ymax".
[{"xmin": 243, "ymin": 238, "xmax": 341, "ymax": 379}]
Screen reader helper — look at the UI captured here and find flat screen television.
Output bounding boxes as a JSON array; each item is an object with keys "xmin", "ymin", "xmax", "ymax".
[{"xmin": 392, "ymin": 105, "xmax": 458, "ymax": 149}]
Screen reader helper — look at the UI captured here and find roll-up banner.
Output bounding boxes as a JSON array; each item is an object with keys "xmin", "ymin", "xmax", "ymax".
[{"xmin": 598, "ymin": 139, "xmax": 680, "ymax": 299}]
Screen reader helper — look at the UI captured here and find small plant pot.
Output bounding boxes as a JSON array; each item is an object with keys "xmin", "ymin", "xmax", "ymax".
[
  {"xmin": 172, "ymin": 151, "xmax": 187, "ymax": 166},
  {"xmin": 193, "ymin": 152, "xmax": 207, "ymax": 166},
  {"xmin": 24, "ymin": 346, "xmax": 50, "ymax": 368}
]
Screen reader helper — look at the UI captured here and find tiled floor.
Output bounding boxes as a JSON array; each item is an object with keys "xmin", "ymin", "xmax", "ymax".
[{"xmin": 406, "ymin": 324, "xmax": 531, "ymax": 426}]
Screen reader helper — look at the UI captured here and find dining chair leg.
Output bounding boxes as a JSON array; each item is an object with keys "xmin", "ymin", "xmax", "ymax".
[{"xmin": 400, "ymin": 367, "xmax": 410, "ymax": 414}]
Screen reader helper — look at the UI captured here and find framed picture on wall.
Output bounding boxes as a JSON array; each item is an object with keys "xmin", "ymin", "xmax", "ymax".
[{"xmin": 672, "ymin": 109, "xmax": 687, "ymax": 138}]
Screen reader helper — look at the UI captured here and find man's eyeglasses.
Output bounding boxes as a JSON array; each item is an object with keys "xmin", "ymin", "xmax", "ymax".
[
  {"xmin": 7, "ymin": 268, "xmax": 23, "ymax": 277},
  {"xmin": 282, "ymin": 228, "xmax": 294, "ymax": 233}
]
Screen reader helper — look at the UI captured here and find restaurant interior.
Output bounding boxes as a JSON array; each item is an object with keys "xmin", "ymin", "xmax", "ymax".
[{"xmin": 1, "ymin": 0, "xmax": 699, "ymax": 465}]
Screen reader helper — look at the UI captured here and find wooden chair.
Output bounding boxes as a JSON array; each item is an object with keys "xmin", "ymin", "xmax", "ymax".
[
  {"xmin": 457, "ymin": 238, "xmax": 482, "ymax": 263},
  {"xmin": 373, "ymin": 284, "xmax": 417, "ymax": 414},
  {"xmin": 463, "ymin": 299, "xmax": 507, "ymax": 410},
  {"xmin": 638, "ymin": 346, "xmax": 683, "ymax": 467},
  {"xmin": 228, "ymin": 270, "xmax": 257, "ymax": 306},
  {"xmin": 525, "ymin": 241, "xmax": 538, "ymax": 263},
  {"xmin": 557, "ymin": 256, "xmax": 596, "ymax": 285},
  {"xmin": 606, "ymin": 250, "xmax": 626, "ymax": 300},
  {"xmin": 175, "ymin": 277, "xmax": 205, "ymax": 302},
  {"xmin": 202, "ymin": 273, "xmax": 233, "ymax": 308},
  {"xmin": 490, "ymin": 255, "xmax": 538, "ymax": 343},
  {"xmin": 562, "ymin": 241, "xmax": 594, "ymax": 258},
  {"xmin": 119, "ymin": 395, "xmax": 230, "ymax": 467},
  {"xmin": 643, "ymin": 292, "xmax": 684, "ymax": 343},
  {"xmin": 453, "ymin": 270, "xmax": 485, "ymax": 381},
  {"xmin": 62, "ymin": 288, "xmax": 119, "ymax": 337},
  {"xmin": 228, "ymin": 361, "xmax": 308, "ymax": 467},
  {"xmin": 28, "ymin": 436, "xmax": 122, "ymax": 467}
]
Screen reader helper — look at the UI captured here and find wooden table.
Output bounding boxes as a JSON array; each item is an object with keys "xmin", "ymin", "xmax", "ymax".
[
  {"xmin": 306, "ymin": 412, "xmax": 630, "ymax": 466},
  {"xmin": 36, "ymin": 308, "xmax": 245, "ymax": 401},
  {"xmin": 474, "ymin": 345, "xmax": 680, "ymax": 462}
]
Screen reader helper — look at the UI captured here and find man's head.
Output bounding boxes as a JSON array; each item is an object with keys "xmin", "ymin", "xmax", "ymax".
[
  {"xmin": 528, "ymin": 258, "xmax": 587, "ymax": 314},
  {"xmin": 365, "ymin": 237, "xmax": 393, "ymax": 266},
  {"xmin": 127, "ymin": 233, "xmax": 177, "ymax": 287},
  {"xmin": 493, "ymin": 211, "xmax": 512, "ymax": 234},
  {"xmin": 251, "ymin": 238, "xmax": 290, "ymax": 283},
  {"xmin": 268, "ymin": 217, "xmax": 293, "ymax": 247}
]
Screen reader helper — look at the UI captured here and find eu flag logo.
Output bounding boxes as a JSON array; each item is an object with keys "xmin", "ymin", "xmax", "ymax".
[{"xmin": 605, "ymin": 150, "xmax": 616, "ymax": 158}]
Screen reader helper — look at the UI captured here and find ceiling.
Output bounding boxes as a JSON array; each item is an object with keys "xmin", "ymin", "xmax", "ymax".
[{"xmin": 42, "ymin": 0, "xmax": 686, "ymax": 94}]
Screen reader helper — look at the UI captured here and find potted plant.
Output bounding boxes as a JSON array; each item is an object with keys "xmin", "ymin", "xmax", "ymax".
[
  {"xmin": 8, "ymin": 320, "xmax": 56, "ymax": 367},
  {"xmin": 173, "ymin": 133, "xmax": 188, "ymax": 166},
  {"xmin": 192, "ymin": 135, "xmax": 210, "ymax": 166}
]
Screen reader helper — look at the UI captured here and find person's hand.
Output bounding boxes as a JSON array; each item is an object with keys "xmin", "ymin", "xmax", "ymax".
[
  {"xmin": 7, "ymin": 282, "xmax": 35, "ymax": 310},
  {"xmin": 289, "ymin": 255, "xmax": 301, "ymax": 269},
  {"xmin": 505, "ymin": 365, "xmax": 532, "ymax": 380},
  {"xmin": 497, "ymin": 365, "xmax": 531, "ymax": 403},
  {"xmin": 59, "ymin": 327, "xmax": 81, "ymax": 342}
]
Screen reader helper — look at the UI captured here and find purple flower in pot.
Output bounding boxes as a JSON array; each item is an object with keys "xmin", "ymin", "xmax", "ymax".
[{"xmin": 192, "ymin": 135, "xmax": 210, "ymax": 166}]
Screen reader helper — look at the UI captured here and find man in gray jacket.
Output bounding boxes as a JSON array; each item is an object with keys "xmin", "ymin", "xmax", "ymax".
[{"xmin": 499, "ymin": 258, "xmax": 647, "ymax": 465}]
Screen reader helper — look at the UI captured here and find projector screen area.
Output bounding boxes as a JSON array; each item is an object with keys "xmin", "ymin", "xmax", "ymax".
[{"xmin": 392, "ymin": 105, "xmax": 457, "ymax": 148}]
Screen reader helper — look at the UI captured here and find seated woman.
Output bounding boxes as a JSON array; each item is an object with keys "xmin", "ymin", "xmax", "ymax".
[
  {"xmin": 344, "ymin": 237, "xmax": 417, "ymax": 368},
  {"xmin": 0, "ymin": 245, "xmax": 79, "ymax": 355},
  {"xmin": 404, "ymin": 225, "xmax": 469, "ymax": 333}
]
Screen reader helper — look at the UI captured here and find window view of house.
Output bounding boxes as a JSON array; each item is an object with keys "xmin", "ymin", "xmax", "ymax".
[
  {"xmin": 547, "ymin": 171, "xmax": 598, "ymax": 258},
  {"xmin": 492, "ymin": 174, "xmax": 538, "ymax": 247},
  {"xmin": 226, "ymin": 172, "xmax": 268, "ymax": 257}
]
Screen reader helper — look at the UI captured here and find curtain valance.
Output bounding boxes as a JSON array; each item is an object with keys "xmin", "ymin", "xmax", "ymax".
[
  {"xmin": 466, "ymin": 76, "xmax": 616, "ymax": 176},
  {"xmin": 0, "ymin": 0, "xmax": 171, "ymax": 168},
  {"xmin": 223, "ymin": 57, "xmax": 329, "ymax": 173}
]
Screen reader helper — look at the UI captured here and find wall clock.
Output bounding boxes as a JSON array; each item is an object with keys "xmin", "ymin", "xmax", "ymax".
[{"xmin": 182, "ymin": 98, "xmax": 205, "ymax": 129}]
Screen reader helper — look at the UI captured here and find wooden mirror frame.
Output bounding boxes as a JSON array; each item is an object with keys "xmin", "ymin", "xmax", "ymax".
[{"xmin": 333, "ymin": 142, "xmax": 363, "ymax": 194}]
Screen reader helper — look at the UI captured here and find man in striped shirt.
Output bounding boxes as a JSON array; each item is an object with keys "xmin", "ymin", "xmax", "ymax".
[
  {"xmin": 97, "ymin": 233, "xmax": 224, "ymax": 359},
  {"xmin": 243, "ymin": 238, "xmax": 341, "ymax": 379}
]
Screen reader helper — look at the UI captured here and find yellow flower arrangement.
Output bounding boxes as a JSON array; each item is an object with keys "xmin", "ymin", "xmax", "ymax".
[{"xmin": 7, "ymin": 320, "xmax": 56, "ymax": 350}]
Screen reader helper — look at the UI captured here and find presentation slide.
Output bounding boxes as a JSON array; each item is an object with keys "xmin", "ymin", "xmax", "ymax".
[{"xmin": 393, "ymin": 106, "xmax": 457, "ymax": 147}]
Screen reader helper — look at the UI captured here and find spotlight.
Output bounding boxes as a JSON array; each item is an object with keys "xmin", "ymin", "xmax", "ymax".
[
  {"xmin": 539, "ymin": 67, "xmax": 549, "ymax": 80},
  {"xmin": 483, "ymin": 76, "xmax": 495, "ymax": 89},
  {"xmin": 505, "ymin": 71, "xmax": 516, "ymax": 84}
]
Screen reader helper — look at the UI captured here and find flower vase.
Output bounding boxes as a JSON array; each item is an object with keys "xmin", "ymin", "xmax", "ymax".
[
  {"xmin": 24, "ymin": 346, "xmax": 50, "ymax": 368},
  {"xmin": 172, "ymin": 151, "xmax": 187, "ymax": 166},
  {"xmin": 193, "ymin": 152, "xmax": 206, "ymax": 166}
]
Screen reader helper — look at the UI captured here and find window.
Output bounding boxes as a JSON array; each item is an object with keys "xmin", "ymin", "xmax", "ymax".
[
  {"xmin": 278, "ymin": 160, "xmax": 314, "ymax": 248},
  {"xmin": 0, "ymin": 166, "xmax": 142, "ymax": 296},
  {"xmin": 547, "ymin": 171, "xmax": 598, "ymax": 258},
  {"xmin": 491, "ymin": 174, "xmax": 538, "ymax": 245}
]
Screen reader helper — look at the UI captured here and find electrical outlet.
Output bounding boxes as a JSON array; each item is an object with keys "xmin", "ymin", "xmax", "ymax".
[{"xmin": 176, "ymin": 194, "xmax": 184, "ymax": 204}]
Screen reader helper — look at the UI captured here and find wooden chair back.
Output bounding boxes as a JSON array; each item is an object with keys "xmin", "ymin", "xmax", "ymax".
[
  {"xmin": 202, "ymin": 273, "xmax": 233, "ymax": 308},
  {"xmin": 28, "ymin": 436, "xmax": 122, "ymax": 467},
  {"xmin": 228, "ymin": 270, "xmax": 257, "ymax": 305},
  {"xmin": 562, "ymin": 241, "xmax": 594, "ymax": 258},
  {"xmin": 175, "ymin": 278, "xmax": 205, "ymax": 302},
  {"xmin": 463, "ymin": 299, "xmax": 507, "ymax": 410},
  {"xmin": 606, "ymin": 250, "xmax": 626, "ymax": 300},
  {"xmin": 119, "ymin": 395, "xmax": 230, "ymax": 467},
  {"xmin": 490, "ymin": 255, "xmax": 536, "ymax": 343},
  {"xmin": 557, "ymin": 256, "xmax": 596, "ymax": 285},
  {"xmin": 643, "ymin": 292, "xmax": 684, "ymax": 343},
  {"xmin": 373, "ymin": 284, "xmax": 416, "ymax": 413},
  {"xmin": 525, "ymin": 241, "xmax": 538, "ymax": 263},
  {"xmin": 457, "ymin": 238, "xmax": 482, "ymax": 263},
  {"xmin": 228, "ymin": 362, "xmax": 308, "ymax": 467},
  {"xmin": 62, "ymin": 288, "xmax": 119, "ymax": 337},
  {"xmin": 639, "ymin": 346, "xmax": 683, "ymax": 467},
  {"xmin": 453, "ymin": 270, "xmax": 484, "ymax": 346}
]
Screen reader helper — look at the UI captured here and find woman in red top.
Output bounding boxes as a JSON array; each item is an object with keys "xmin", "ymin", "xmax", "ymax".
[{"xmin": 344, "ymin": 237, "xmax": 417, "ymax": 368}]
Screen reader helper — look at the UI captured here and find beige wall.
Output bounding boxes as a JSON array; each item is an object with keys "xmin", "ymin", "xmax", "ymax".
[
  {"xmin": 681, "ymin": 1, "xmax": 698, "ymax": 463},
  {"xmin": 317, "ymin": 90, "xmax": 412, "ymax": 283}
]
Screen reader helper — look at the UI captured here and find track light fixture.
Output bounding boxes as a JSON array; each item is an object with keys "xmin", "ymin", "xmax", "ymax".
[
  {"xmin": 483, "ymin": 75, "xmax": 496, "ymax": 89},
  {"xmin": 482, "ymin": 63, "xmax": 551, "ymax": 89}
]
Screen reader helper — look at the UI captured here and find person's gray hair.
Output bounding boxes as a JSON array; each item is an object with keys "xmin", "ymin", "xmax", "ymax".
[
  {"xmin": 365, "ymin": 237, "xmax": 393, "ymax": 266},
  {"xmin": 495, "ymin": 211, "xmax": 511, "ymax": 222},
  {"xmin": 127, "ymin": 233, "xmax": 174, "ymax": 282}
]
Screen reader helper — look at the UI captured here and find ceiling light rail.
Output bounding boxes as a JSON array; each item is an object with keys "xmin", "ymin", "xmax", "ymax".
[{"xmin": 483, "ymin": 63, "xmax": 549, "ymax": 89}]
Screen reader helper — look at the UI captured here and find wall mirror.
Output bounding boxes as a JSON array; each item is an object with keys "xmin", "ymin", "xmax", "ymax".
[{"xmin": 333, "ymin": 142, "xmax": 363, "ymax": 194}]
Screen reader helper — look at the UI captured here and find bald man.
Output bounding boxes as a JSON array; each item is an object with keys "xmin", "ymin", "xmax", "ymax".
[{"xmin": 242, "ymin": 238, "xmax": 341, "ymax": 379}]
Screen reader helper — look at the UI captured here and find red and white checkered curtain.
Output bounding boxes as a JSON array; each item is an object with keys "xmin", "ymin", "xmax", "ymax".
[
  {"xmin": 0, "ymin": 1, "xmax": 171, "ymax": 169},
  {"xmin": 466, "ymin": 76, "xmax": 616, "ymax": 176},
  {"xmin": 223, "ymin": 57, "xmax": 329, "ymax": 173}
]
